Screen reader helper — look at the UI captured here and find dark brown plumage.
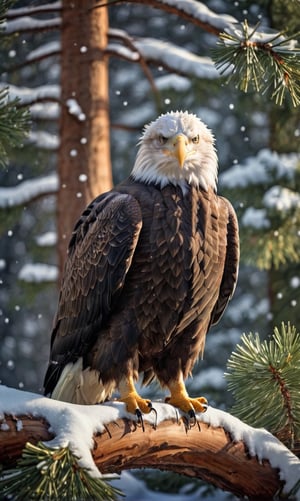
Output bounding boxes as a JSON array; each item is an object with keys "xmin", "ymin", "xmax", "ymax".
[{"xmin": 44, "ymin": 111, "xmax": 239, "ymax": 417}]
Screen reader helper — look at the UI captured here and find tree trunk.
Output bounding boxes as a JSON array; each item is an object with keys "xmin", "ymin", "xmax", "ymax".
[
  {"xmin": 0, "ymin": 414, "xmax": 284, "ymax": 500},
  {"xmin": 57, "ymin": 0, "xmax": 112, "ymax": 278}
]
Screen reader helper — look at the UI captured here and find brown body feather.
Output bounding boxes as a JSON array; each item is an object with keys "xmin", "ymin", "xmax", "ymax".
[{"xmin": 44, "ymin": 177, "xmax": 239, "ymax": 402}]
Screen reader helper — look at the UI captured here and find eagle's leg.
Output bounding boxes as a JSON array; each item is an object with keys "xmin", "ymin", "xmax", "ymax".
[
  {"xmin": 165, "ymin": 373, "xmax": 208, "ymax": 416},
  {"xmin": 119, "ymin": 374, "xmax": 153, "ymax": 417}
]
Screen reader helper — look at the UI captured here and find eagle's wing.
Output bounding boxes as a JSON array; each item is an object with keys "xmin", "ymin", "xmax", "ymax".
[
  {"xmin": 44, "ymin": 191, "xmax": 142, "ymax": 394},
  {"xmin": 210, "ymin": 196, "xmax": 239, "ymax": 325}
]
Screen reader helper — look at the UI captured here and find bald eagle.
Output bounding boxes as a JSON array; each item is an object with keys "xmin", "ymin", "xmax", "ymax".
[{"xmin": 44, "ymin": 111, "xmax": 239, "ymax": 419}]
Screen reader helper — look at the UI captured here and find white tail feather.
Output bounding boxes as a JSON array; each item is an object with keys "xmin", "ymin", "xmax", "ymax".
[{"xmin": 51, "ymin": 358, "xmax": 115, "ymax": 404}]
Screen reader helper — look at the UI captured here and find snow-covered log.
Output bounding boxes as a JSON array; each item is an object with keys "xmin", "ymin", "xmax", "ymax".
[{"xmin": 1, "ymin": 386, "xmax": 300, "ymax": 499}]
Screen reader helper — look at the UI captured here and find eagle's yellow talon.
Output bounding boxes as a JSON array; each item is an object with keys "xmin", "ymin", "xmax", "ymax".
[
  {"xmin": 166, "ymin": 378, "xmax": 208, "ymax": 414},
  {"xmin": 119, "ymin": 375, "xmax": 152, "ymax": 415},
  {"xmin": 165, "ymin": 395, "xmax": 207, "ymax": 414},
  {"xmin": 120, "ymin": 393, "xmax": 152, "ymax": 415},
  {"xmin": 190, "ymin": 396, "xmax": 208, "ymax": 413}
]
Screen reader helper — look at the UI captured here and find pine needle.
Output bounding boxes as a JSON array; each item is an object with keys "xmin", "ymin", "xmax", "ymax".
[
  {"xmin": 0, "ymin": 88, "xmax": 31, "ymax": 167},
  {"xmin": 226, "ymin": 322, "xmax": 300, "ymax": 450},
  {"xmin": 212, "ymin": 20, "xmax": 300, "ymax": 106},
  {"xmin": 0, "ymin": 442, "xmax": 123, "ymax": 500}
]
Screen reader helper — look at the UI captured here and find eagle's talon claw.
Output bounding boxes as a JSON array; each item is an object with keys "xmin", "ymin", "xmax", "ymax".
[
  {"xmin": 182, "ymin": 414, "xmax": 192, "ymax": 431},
  {"xmin": 188, "ymin": 409, "xmax": 196, "ymax": 419},
  {"xmin": 150, "ymin": 406, "xmax": 158, "ymax": 429},
  {"xmin": 135, "ymin": 408, "xmax": 142, "ymax": 418},
  {"xmin": 135, "ymin": 408, "xmax": 145, "ymax": 432},
  {"xmin": 186, "ymin": 409, "xmax": 197, "ymax": 429}
]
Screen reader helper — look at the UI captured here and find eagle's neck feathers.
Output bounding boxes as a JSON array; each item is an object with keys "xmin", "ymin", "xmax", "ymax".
[{"xmin": 132, "ymin": 144, "xmax": 218, "ymax": 192}]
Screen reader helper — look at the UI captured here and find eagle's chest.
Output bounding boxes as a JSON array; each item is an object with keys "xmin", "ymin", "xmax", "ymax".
[{"xmin": 126, "ymin": 186, "xmax": 217, "ymax": 330}]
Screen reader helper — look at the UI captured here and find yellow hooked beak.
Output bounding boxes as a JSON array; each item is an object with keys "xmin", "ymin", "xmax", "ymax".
[{"xmin": 172, "ymin": 134, "xmax": 187, "ymax": 168}]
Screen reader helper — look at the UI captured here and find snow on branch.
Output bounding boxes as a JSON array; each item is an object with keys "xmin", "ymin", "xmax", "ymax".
[
  {"xmin": 108, "ymin": 29, "xmax": 219, "ymax": 79},
  {"xmin": 0, "ymin": 173, "xmax": 58, "ymax": 208},
  {"xmin": 27, "ymin": 130, "xmax": 59, "ymax": 150},
  {"xmin": 3, "ymin": 0, "xmax": 235, "ymax": 38},
  {"xmin": 157, "ymin": 0, "xmax": 237, "ymax": 31},
  {"xmin": 26, "ymin": 41, "xmax": 61, "ymax": 63},
  {"xmin": 0, "ymin": 82, "xmax": 60, "ymax": 122},
  {"xmin": 97, "ymin": 0, "xmax": 237, "ymax": 35},
  {"xmin": 3, "ymin": 16, "xmax": 61, "ymax": 35},
  {"xmin": 220, "ymin": 149, "xmax": 299, "ymax": 189},
  {"xmin": 135, "ymin": 37, "xmax": 219, "ymax": 79},
  {"xmin": 18, "ymin": 263, "xmax": 58, "ymax": 284},
  {"xmin": 1, "ymin": 83, "xmax": 60, "ymax": 106},
  {"xmin": 6, "ymin": 2, "xmax": 61, "ymax": 19},
  {"xmin": 3, "ymin": 15, "xmax": 60, "ymax": 34},
  {"xmin": 0, "ymin": 385, "xmax": 300, "ymax": 499}
]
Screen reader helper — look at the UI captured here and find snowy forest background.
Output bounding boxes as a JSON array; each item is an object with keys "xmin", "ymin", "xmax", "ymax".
[{"xmin": 0, "ymin": 0, "xmax": 299, "ymax": 499}]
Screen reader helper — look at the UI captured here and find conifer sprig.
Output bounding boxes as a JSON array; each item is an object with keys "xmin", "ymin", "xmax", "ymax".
[
  {"xmin": 212, "ymin": 20, "xmax": 300, "ymax": 106},
  {"xmin": 0, "ymin": 0, "xmax": 15, "ymax": 24},
  {"xmin": 226, "ymin": 322, "xmax": 300, "ymax": 450},
  {"xmin": 0, "ymin": 87, "xmax": 30, "ymax": 167},
  {"xmin": 0, "ymin": 442, "xmax": 123, "ymax": 500}
]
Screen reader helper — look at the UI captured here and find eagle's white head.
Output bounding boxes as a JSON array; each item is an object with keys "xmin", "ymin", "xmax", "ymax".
[{"xmin": 131, "ymin": 111, "xmax": 218, "ymax": 192}]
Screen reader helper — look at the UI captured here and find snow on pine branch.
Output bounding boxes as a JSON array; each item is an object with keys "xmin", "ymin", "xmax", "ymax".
[
  {"xmin": 6, "ymin": 2, "xmax": 61, "ymax": 19},
  {"xmin": 241, "ymin": 208, "xmax": 270, "ymax": 230},
  {"xmin": 263, "ymin": 186, "xmax": 300, "ymax": 211},
  {"xmin": 220, "ymin": 149, "xmax": 299, "ymax": 189},
  {"xmin": 0, "ymin": 82, "xmax": 60, "ymax": 121},
  {"xmin": 107, "ymin": 28, "xmax": 220, "ymax": 79},
  {"xmin": 5, "ymin": 0, "xmax": 236, "ymax": 36},
  {"xmin": 135, "ymin": 37, "xmax": 219, "ymax": 79},
  {"xmin": 18, "ymin": 263, "xmax": 58, "ymax": 283},
  {"xmin": 26, "ymin": 41, "xmax": 61, "ymax": 63},
  {"xmin": 159, "ymin": 0, "xmax": 237, "ymax": 31},
  {"xmin": 1, "ymin": 83, "xmax": 60, "ymax": 105},
  {"xmin": 3, "ymin": 16, "xmax": 60, "ymax": 35},
  {"xmin": 106, "ymin": 42, "xmax": 140, "ymax": 62},
  {"xmin": 220, "ymin": 149, "xmax": 300, "ymax": 230},
  {"xmin": 28, "ymin": 131, "xmax": 59, "ymax": 150},
  {"xmin": 30, "ymin": 102, "xmax": 59, "ymax": 120},
  {"xmin": 0, "ymin": 384, "xmax": 300, "ymax": 496},
  {"xmin": 0, "ymin": 173, "xmax": 58, "ymax": 208}
]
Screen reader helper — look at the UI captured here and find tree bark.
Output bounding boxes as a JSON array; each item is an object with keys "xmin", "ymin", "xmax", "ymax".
[
  {"xmin": 0, "ymin": 414, "xmax": 284, "ymax": 500},
  {"xmin": 57, "ymin": 0, "xmax": 112, "ymax": 277}
]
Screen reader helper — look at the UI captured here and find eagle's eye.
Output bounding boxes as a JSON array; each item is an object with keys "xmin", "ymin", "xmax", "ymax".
[
  {"xmin": 192, "ymin": 135, "xmax": 200, "ymax": 144},
  {"xmin": 158, "ymin": 135, "xmax": 168, "ymax": 145}
]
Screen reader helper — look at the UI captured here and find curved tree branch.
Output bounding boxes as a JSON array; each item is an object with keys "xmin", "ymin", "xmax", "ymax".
[
  {"xmin": 0, "ymin": 413, "xmax": 285, "ymax": 499},
  {"xmin": 92, "ymin": 0, "xmax": 236, "ymax": 36}
]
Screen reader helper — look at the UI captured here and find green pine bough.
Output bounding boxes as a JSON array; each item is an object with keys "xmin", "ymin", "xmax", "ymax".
[
  {"xmin": 0, "ymin": 88, "xmax": 31, "ymax": 167},
  {"xmin": 212, "ymin": 20, "xmax": 300, "ymax": 106},
  {"xmin": 226, "ymin": 322, "xmax": 300, "ymax": 450},
  {"xmin": 0, "ymin": 442, "xmax": 123, "ymax": 501}
]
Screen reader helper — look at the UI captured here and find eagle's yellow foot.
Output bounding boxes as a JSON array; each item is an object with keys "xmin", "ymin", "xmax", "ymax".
[
  {"xmin": 165, "ymin": 376, "xmax": 208, "ymax": 425},
  {"xmin": 119, "ymin": 375, "xmax": 156, "ymax": 430},
  {"xmin": 165, "ymin": 394, "xmax": 208, "ymax": 414},
  {"xmin": 120, "ymin": 392, "xmax": 153, "ymax": 415}
]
